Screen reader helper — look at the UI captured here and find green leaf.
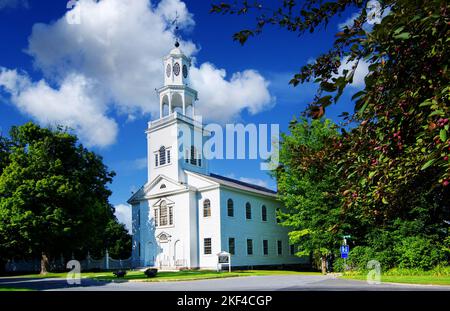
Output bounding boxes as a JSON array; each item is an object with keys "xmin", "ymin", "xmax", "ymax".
[
  {"xmin": 394, "ymin": 32, "xmax": 410, "ymax": 40},
  {"xmin": 440, "ymin": 129, "xmax": 447, "ymax": 142},
  {"xmin": 421, "ymin": 159, "xmax": 436, "ymax": 170},
  {"xmin": 429, "ymin": 110, "xmax": 444, "ymax": 117},
  {"xmin": 393, "ymin": 26, "xmax": 405, "ymax": 34},
  {"xmin": 382, "ymin": 197, "xmax": 389, "ymax": 204}
]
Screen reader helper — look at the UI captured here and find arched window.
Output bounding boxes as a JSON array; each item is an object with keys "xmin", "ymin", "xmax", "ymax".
[
  {"xmin": 160, "ymin": 200, "xmax": 168, "ymax": 226},
  {"xmin": 159, "ymin": 146, "xmax": 166, "ymax": 165},
  {"xmin": 159, "ymin": 233, "xmax": 169, "ymax": 243},
  {"xmin": 261, "ymin": 205, "xmax": 267, "ymax": 222},
  {"xmin": 227, "ymin": 199, "xmax": 234, "ymax": 217},
  {"xmin": 245, "ymin": 202, "xmax": 252, "ymax": 219},
  {"xmin": 156, "ymin": 200, "xmax": 173, "ymax": 227},
  {"xmin": 203, "ymin": 199, "xmax": 211, "ymax": 217}
]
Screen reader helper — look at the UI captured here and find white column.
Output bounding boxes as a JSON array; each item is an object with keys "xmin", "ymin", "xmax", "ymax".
[
  {"xmin": 182, "ymin": 95, "xmax": 186, "ymax": 116},
  {"xmin": 159, "ymin": 97, "xmax": 163, "ymax": 118},
  {"xmin": 168, "ymin": 93, "xmax": 172, "ymax": 115}
]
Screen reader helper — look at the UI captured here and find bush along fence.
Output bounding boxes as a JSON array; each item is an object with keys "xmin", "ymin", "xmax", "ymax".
[{"xmin": 4, "ymin": 250, "xmax": 141, "ymax": 273}]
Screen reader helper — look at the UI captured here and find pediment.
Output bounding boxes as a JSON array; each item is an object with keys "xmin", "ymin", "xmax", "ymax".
[{"xmin": 144, "ymin": 174, "xmax": 187, "ymax": 196}]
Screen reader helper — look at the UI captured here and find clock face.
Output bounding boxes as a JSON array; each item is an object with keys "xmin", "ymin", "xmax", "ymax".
[
  {"xmin": 173, "ymin": 62, "xmax": 180, "ymax": 76},
  {"xmin": 183, "ymin": 64, "xmax": 188, "ymax": 78},
  {"xmin": 166, "ymin": 64, "xmax": 171, "ymax": 77}
]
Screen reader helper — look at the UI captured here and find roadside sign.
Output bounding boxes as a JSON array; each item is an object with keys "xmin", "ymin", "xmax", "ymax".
[
  {"xmin": 217, "ymin": 251, "xmax": 231, "ymax": 273},
  {"xmin": 340, "ymin": 245, "xmax": 349, "ymax": 258}
]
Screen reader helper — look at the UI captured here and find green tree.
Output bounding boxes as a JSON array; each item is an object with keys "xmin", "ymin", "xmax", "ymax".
[
  {"xmin": 275, "ymin": 118, "xmax": 345, "ymax": 273},
  {"xmin": 213, "ymin": 0, "xmax": 450, "ymax": 268},
  {"xmin": 0, "ymin": 122, "xmax": 130, "ymax": 274},
  {"xmin": 105, "ymin": 219, "xmax": 132, "ymax": 259}
]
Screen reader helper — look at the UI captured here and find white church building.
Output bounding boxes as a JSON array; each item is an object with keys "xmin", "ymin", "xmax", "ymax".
[{"xmin": 128, "ymin": 42, "xmax": 307, "ymax": 270}]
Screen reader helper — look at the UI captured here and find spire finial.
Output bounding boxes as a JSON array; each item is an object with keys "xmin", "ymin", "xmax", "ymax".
[{"xmin": 172, "ymin": 11, "xmax": 180, "ymax": 48}]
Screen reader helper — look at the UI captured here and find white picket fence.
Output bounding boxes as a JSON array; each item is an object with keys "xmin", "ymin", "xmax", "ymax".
[{"xmin": 4, "ymin": 252, "xmax": 135, "ymax": 272}]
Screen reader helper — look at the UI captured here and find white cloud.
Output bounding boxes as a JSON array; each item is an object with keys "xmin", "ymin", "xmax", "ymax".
[
  {"xmin": 132, "ymin": 157, "xmax": 148, "ymax": 170},
  {"xmin": 0, "ymin": 0, "xmax": 276, "ymax": 147},
  {"xmin": 337, "ymin": 56, "xmax": 369, "ymax": 89},
  {"xmin": 190, "ymin": 63, "xmax": 273, "ymax": 121},
  {"xmin": 338, "ymin": 12, "xmax": 361, "ymax": 30},
  {"xmin": 114, "ymin": 203, "xmax": 132, "ymax": 233},
  {"xmin": 0, "ymin": 68, "xmax": 118, "ymax": 147},
  {"xmin": 338, "ymin": 2, "xmax": 391, "ymax": 31},
  {"xmin": 155, "ymin": 0, "xmax": 195, "ymax": 30}
]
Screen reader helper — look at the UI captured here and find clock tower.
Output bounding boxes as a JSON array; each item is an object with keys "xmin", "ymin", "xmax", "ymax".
[
  {"xmin": 158, "ymin": 42, "xmax": 197, "ymax": 118},
  {"xmin": 146, "ymin": 42, "xmax": 208, "ymax": 185}
]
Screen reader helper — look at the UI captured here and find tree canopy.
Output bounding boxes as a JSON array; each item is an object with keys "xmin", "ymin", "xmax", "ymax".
[
  {"xmin": 275, "ymin": 118, "xmax": 345, "ymax": 272},
  {"xmin": 212, "ymin": 0, "xmax": 450, "ymax": 270},
  {"xmin": 0, "ymin": 122, "xmax": 130, "ymax": 273}
]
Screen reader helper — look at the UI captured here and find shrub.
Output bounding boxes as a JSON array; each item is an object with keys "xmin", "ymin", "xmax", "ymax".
[
  {"xmin": 144, "ymin": 268, "xmax": 158, "ymax": 278},
  {"xmin": 394, "ymin": 236, "xmax": 445, "ymax": 270},
  {"xmin": 112, "ymin": 270, "xmax": 127, "ymax": 278}
]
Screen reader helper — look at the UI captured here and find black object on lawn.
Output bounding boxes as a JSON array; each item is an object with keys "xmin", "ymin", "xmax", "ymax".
[
  {"xmin": 144, "ymin": 268, "xmax": 158, "ymax": 278},
  {"xmin": 113, "ymin": 270, "xmax": 127, "ymax": 278}
]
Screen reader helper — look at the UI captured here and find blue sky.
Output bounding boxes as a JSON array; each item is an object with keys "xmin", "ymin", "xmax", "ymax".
[{"xmin": 0, "ymin": 0, "xmax": 365, "ymax": 230}]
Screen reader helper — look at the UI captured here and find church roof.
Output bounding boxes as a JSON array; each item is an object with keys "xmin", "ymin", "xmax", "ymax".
[
  {"xmin": 193, "ymin": 172, "xmax": 278, "ymax": 197},
  {"xmin": 127, "ymin": 171, "xmax": 278, "ymax": 204}
]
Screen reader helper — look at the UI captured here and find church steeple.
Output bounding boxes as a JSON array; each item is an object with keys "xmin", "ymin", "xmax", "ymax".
[
  {"xmin": 157, "ymin": 42, "xmax": 197, "ymax": 119},
  {"xmin": 147, "ymin": 42, "xmax": 208, "ymax": 186}
]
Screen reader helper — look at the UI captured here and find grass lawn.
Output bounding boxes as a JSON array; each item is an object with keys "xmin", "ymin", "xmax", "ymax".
[
  {"xmin": 0, "ymin": 287, "xmax": 34, "ymax": 291},
  {"xmin": 2, "ymin": 269, "xmax": 321, "ymax": 283},
  {"xmin": 341, "ymin": 273, "xmax": 450, "ymax": 286}
]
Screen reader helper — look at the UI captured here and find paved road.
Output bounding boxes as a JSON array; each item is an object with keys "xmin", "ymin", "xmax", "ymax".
[{"xmin": 1, "ymin": 275, "xmax": 450, "ymax": 291}]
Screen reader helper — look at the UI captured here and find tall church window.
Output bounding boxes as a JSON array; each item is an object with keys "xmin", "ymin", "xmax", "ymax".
[
  {"xmin": 263, "ymin": 240, "xmax": 268, "ymax": 255},
  {"xmin": 228, "ymin": 238, "xmax": 235, "ymax": 255},
  {"xmin": 247, "ymin": 239, "xmax": 253, "ymax": 255},
  {"xmin": 160, "ymin": 200, "xmax": 168, "ymax": 226},
  {"xmin": 204, "ymin": 238, "xmax": 212, "ymax": 255},
  {"xmin": 227, "ymin": 199, "xmax": 234, "ymax": 217},
  {"xmin": 186, "ymin": 146, "xmax": 202, "ymax": 167},
  {"xmin": 190, "ymin": 146, "xmax": 197, "ymax": 165},
  {"xmin": 167, "ymin": 149, "xmax": 171, "ymax": 164},
  {"xmin": 261, "ymin": 205, "xmax": 267, "ymax": 222},
  {"xmin": 155, "ymin": 200, "xmax": 173, "ymax": 227},
  {"xmin": 137, "ymin": 208, "xmax": 140, "ymax": 227},
  {"xmin": 203, "ymin": 199, "xmax": 211, "ymax": 217},
  {"xmin": 155, "ymin": 154, "xmax": 158, "ymax": 167},
  {"xmin": 159, "ymin": 146, "xmax": 166, "ymax": 165},
  {"xmin": 277, "ymin": 240, "xmax": 283, "ymax": 255},
  {"xmin": 245, "ymin": 202, "xmax": 252, "ymax": 219},
  {"xmin": 169, "ymin": 206, "xmax": 173, "ymax": 226}
]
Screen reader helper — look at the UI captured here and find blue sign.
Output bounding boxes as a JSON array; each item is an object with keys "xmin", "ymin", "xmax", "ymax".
[{"xmin": 340, "ymin": 245, "xmax": 349, "ymax": 258}]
